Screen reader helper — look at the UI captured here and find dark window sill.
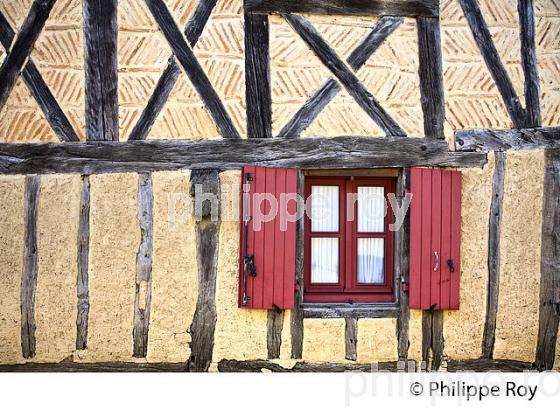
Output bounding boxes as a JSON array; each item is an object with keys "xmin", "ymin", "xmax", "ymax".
[{"xmin": 302, "ymin": 303, "xmax": 400, "ymax": 319}]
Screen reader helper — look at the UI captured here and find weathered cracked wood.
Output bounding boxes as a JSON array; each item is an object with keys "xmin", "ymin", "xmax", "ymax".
[
  {"xmin": 303, "ymin": 304, "xmax": 399, "ymax": 319},
  {"xmin": 278, "ymin": 16, "xmax": 403, "ymax": 138},
  {"xmin": 0, "ymin": 138, "xmax": 488, "ymax": 175},
  {"xmin": 245, "ymin": 13, "xmax": 272, "ymax": 139},
  {"xmin": 421, "ymin": 310, "xmax": 444, "ymax": 371},
  {"xmin": 187, "ymin": 170, "xmax": 220, "ymax": 372},
  {"xmin": 535, "ymin": 149, "xmax": 560, "ymax": 371},
  {"xmin": 455, "ymin": 127, "xmax": 560, "ymax": 152},
  {"xmin": 267, "ymin": 309, "xmax": 284, "ymax": 359},
  {"xmin": 291, "ymin": 170, "xmax": 305, "ymax": 359},
  {"xmin": 132, "ymin": 173, "xmax": 154, "ymax": 358},
  {"xmin": 0, "ymin": 0, "xmax": 56, "ymax": 112},
  {"xmin": 83, "ymin": 0, "xmax": 119, "ymax": 141},
  {"xmin": 397, "ymin": 169, "xmax": 411, "ymax": 360},
  {"xmin": 128, "ymin": 0, "xmax": 217, "ymax": 141},
  {"xmin": 283, "ymin": 14, "xmax": 406, "ymax": 137},
  {"xmin": 518, "ymin": 0, "xmax": 541, "ymax": 127},
  {"xmin": 245, "ymin": 0, "xmax": 439, "ymax": 17},
  {"xmin": 417, "ymin": 16, "xmax": 445, "ymax": 139},
  {"xmin": 0, "ymin": 11, "xmax": 79, "ymax": 142},
  {"xmin": 0, "ymin": 361, "xmax": 187, "ymax": 372},
  {"xmin": 482, "ymin": 152, "xmax": 506, "ymax": 359},
  {"xmin": 447, "ymin": 359, "xmax": 535, "ymax": 372},
  {"xmin": 458, "ymin": 0, "xmax": 526, "ymax": 128},
  {"xmin": 217, "ymin": 359, "xmax": 401, "ymax": 372},
  {"xmin": 76, "ymin": 175, "xmax": 90, "ymax": 350},
  {"xmin": 21, "ymin": 175, "xmax": 40, "ymax": 359},
  {"xmin": 145, "ymin": 0, "xmax": 240, "ymax": 139},
  {"xmin": 345, "ymin": 318, "xmax": 358, "ymax": 361}
]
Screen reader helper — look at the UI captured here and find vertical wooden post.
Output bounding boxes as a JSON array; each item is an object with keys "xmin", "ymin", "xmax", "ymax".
[
  {"xmin": 291, "ymin": 170, "xmax": 305, "ymax": 359},
  {"xmin": 397, "ymin": 169, "xmax": 411, "ymax": 360},
  {"xmin": 132, "ymin": 173, "xmax": 154, "ymax": 358},
  {"xmin": 422, "ymin": 310, "xmax": 444, "ymax": 371},
  {"xmin": 417, "ymin": 16, "xmax": 445, "ymax": 139},
  {"xmin": 535, "ymin": 149, "xmax": 560, "ymax": 370},
  {"xmin": 21, "ymin": 175, "xmax": 40, "ymax": 359},
  {"xmin": 83, "ymin": 0, "xmax": 119, "ymax": 141},
  {"xmin": 76, "ymin": 175, "xmax": 91, "ymax": 350},
  {"xmin": 482, "ymin": 152, "xmax": 506, "ymax": 358},
  {"xmin": 245, "ymin": 12, "xmax": 272, "ymax": 139},
  {"xmin": 345, "ymin": 318, "xmax": 358, "ymax": 361},
  {"xmin": 267, "ymin": 309, "xmax": 284, "ymax": 359},
  {"xmin": 187, "ymin": 170, "xmax": 220, "ymax": 372}
]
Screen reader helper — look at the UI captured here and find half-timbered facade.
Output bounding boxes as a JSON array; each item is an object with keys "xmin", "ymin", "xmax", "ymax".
[{"xmin": 0, "ymin": 0, "xmax": 558, "ymax": 372}]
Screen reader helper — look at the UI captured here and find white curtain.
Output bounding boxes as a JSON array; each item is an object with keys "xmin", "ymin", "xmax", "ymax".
[
  {"xmin": 357, "ymin": 186, "xmax": 385, "ymax": 232},
  {"xmin": 311, "ymin": 238, "xmax": 339, "ymax": 283},
  {"xmin": 357, "ymin": 238, "xmax": 384, "ymax": 284},
  {"xmin": 311, "ymin": 186, "xmax": 339, "ymax": 232}
]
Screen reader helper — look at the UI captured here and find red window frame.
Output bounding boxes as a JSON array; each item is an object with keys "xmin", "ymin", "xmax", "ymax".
[{"xmin": 304, "ymin": 177, "xmax": 396, "ymax": 303}]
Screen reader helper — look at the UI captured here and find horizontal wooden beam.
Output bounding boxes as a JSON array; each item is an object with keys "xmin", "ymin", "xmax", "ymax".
[
  {"xmin": 0, "ymin": 362, "xmax": 186, "ymax": 372},
  {"xmin": 303, "ymin": 303, "xmax": 399, "ymax": 319},
  {"xmin": 245, "ymin": 0, "xmax": 439, "ymax": 17},
  {"xmin": 455, "ymin": 127, "xmax": 560, "ymax": 152},
  {"xmin": 447, "ymin": 359, "xmax": 534, "ymax": 372},
  {"xmin": 0, "ymin": 138, "xmax": 487, "ymax": 175}
]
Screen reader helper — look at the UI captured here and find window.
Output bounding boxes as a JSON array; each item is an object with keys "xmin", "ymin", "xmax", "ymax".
[{"xmin": 304, "ymin": 177, "xmax": 395, "ymax": 303}]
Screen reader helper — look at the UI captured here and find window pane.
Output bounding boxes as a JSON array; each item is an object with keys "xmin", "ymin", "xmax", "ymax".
[
  {"xmin": 311, "ymin": 238, "xmax": 339, "ymax": 283},
  {"xmin": 311, "ymin": 186, "xmax": 339, "ymax": 232},
  {"xmin": 358, "ymin": 186, "xmax": 385, "ymax": 232},
  {"xmin": 357, "ymin": 238, "xmax": 384, "ymax": 284}
]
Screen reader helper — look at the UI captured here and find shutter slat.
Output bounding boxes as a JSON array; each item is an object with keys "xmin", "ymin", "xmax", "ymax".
[
  {"xmin": 409, "ymin": 167, "xmax": 461, "ymax": 310},
  {"xmin": 240, "ymin": 166, "xmax": 298, "ymax": 309}
]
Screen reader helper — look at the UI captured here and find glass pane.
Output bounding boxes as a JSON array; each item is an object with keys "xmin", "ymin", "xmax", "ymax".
[
  {"xmin": 311, "ymin": 186, "xmax": 339, "ymax": 232},
  {"xmin": 358, "ymin": 186, "xmax": 385, "ymax": 232},
  {"xmin": 357, "ymin": 238, "xmax": 384, "ymax": 284},
  {"xmin": 311, "ymin": 238, "xmax": 339, "ymax": 283}
]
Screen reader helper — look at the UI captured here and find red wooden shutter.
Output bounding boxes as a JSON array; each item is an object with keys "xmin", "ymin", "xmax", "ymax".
[
  {"xmin": 409, "ymin": 168, "xmax": 461, "ymax": 310},
  {"xmin": 239, "ymin": 166, "xmax": 298, "ymax": 309}
]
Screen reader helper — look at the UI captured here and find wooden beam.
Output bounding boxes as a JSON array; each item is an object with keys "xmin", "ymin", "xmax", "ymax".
[
  {"xmin": 518, "ymin": 0, "xmax": 541, "ymax": 127},
  {"xmin": 187, "ymin": 170, "xmax": 220, "ymax": 372},
  {"xmin": 267, "ymin": 309, "xmax": 284, "ymax": 359},
  {"xmin": 128, "ymin": 0, "xmax": 217, "ymax": 141},
  {"xmin": 421, "ymin": 310, "xmax": 444, "ymax": 371},
  {"xmin": 278, "ymin": 16, "xmax": 403, "ymax": 138},
  {"xmin": 217, "ymin": 359, "xmax": 401, "ymax": 372},
  {"xmin": 76, "ymin": 175, "xmax": 90, "ymax": 350},
  {"xmin": 245, "ymin": 0, "xmax": 439, "ymax": 17},
  {"xmin": 535, "ymin": 149, "xmax": 560, "ymax": 371},
  {"xmin": 0, "ymin": 362, "xmax": 187, "ymax": 372},
  {"xmin": 0, "ymin": 138, "xmax": 488, "ymax": 175},
  {"xmin": 283, "ymin": 14, "xmax": 406, "ymax": 137},
  {"xmin": 455, "ymin": 127, "xmax": 560, "ymax": 152},
  {"xmin": 345, "ymin": 318, "xmax": 358, "ymax": 361},
  {"xmin": 481, "ymin": 152, "xmax": 506, "ymax": 359},
  {"xmin": 291, "ymin": 170, "xmax": 305, "ymax": 359},
  {"xmin": 458, "ymin": 0, "xmax": 526, "ymax": 128},
  {"xmin": 0, "ymin": 0, "xmax": 56, "ymax": 112},
  {"xmin": 396, "ymin": 169, "xmax": 411, "ymax": 360},
  {"xmin": 447, "ymin": 359, "xmax": 534, "ymax": 372},
  {"xmin": 302, "ymin": 303, "xmax": 399, "ymax": 319},
  {"xmin": 132, "ymin": 173, "xmax": 154, "ymax": 358},
  {"xmin": 145, "ymin": 0, "xmax": 240, "ymax": 139},
  {"xmin": 21, "ymin": 175, "xmax": 40, "ymax": 359},
  {"xmin": 83, "ymin": 0, "xmax": 119, "ymax": 141},
  {"xmin": 245, "ymin": 13, "xmax": 272, "ymax": 139},
  {"xmin": 417, "ymin": 16, "xmax": 445, "ymax": 139},
  {"xmin": 0, "ymin": 11, "xmax": 79, "ymax": 142}
]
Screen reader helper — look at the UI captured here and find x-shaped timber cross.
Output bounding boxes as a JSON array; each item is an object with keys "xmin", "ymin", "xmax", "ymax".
[
  {"xmin": 143, "ymin": 0, "xmax": 240, "ymax": 139},
  {"xmin": 0, "ymin": 1, "xmax": 79, "ymax": 142},
  {"xmin": 278, "ymin": 16, "xmax": 404, "ymax": 138}
]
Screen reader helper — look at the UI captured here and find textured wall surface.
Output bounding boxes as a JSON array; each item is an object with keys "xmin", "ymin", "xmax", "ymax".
[
  {"xmin": 0, "ymin": 176, "xmax": 25, "ymax": 363},
  {"xmin": 494, "ymin": 151, "xmax": 545, "ymax": 362},
  {"xmin": 147, "ymin": 170, "xmax": 197, "ymax": 363},
  {"xmin": 0, "ymin": 0, "xmax": 559, "ymax": 141},
  {"xmin": 443, "ymin": 158, "xmax": 494, "ymax": 360},
  {"xmin": 356, "ymin": 318, "xmax": 398, "ymax": 363},
  {"xmin": 77, "ymin": 173, "xmax": 139, "ymax": 362},
  {"xmin": 302, "ymin": 319, "xmax": 346, "ymax": 363},
  {"xmin": 34, "ymin": 175, "xmax": 81, "ymax": 362}
]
